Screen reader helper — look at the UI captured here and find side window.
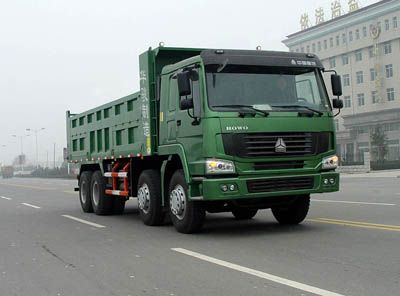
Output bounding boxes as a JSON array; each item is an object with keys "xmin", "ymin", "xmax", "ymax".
[{"xmin": 168, "ymin": 75, "xmax": 178, "ymax": 112}]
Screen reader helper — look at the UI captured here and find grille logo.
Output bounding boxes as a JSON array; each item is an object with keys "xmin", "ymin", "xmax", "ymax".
[{"xmin": 275, "ymin": 138, "xmax": 287, "ymax": 153}]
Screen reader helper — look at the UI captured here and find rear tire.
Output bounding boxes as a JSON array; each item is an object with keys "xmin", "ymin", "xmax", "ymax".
[
  {"xmin": 91, "ymin": 171, "xmax": 113, "ymax": 215},
  {"xmin": 112, "ymin": 198, "xmax": 126, "ymax": 215},
  {"xmin": 137, "ymin": 170, "xmax": 165, "ymax": 226},
  {"xmin": 271, "ymin": 195, "xmax": 310, "ymax": 225},
  {"xmin": 169, "ymin": 170, "xmax": 205, "ymax": 233},
  {"xmin": 232, "ymin": 208, "xmax": 258, "ymax": 220},
  {"xmin": 79, "ymin": 171, "xmax": 93, "ymax": 213}
]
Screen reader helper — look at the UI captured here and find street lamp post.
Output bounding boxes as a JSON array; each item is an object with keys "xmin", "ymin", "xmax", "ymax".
[
  {"xmin": 26, "ymin": 128, "xmax": 45, "ymax": 169},
  {"xmin": 11, "ymin": 134, "xmax": 30, "ymax": 172}
]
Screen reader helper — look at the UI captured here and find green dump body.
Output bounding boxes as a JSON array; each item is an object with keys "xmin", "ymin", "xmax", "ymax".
[{"xmin": 67, "ymin": 47, "xmax": 203, "ymax": 161}]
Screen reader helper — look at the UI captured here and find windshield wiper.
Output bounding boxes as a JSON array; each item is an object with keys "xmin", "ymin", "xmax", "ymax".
[
  {"xmin": 271, "ymin": 105, "xmax": 323, "ymax": 117},
  {"xmin": 213, "ymin": 104, "xmax": 269, "ymax": 117}
]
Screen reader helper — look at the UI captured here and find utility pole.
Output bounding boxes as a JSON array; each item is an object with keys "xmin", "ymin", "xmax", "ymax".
[
  {"xmin": 53, "ymin": 143, "xmax": 56, "ymax": 169},
  {"xmin": 26, "ymin": 128, "xmax": 45, "ymax": 169}
]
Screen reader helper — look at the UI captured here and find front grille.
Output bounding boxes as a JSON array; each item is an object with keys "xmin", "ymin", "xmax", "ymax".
[
  {"xmin": 247, "ymin": 176, "xmax": 314, "ymax": 193},
  {"xmin": 222, "ymin": 132, "xmax": 329, "ymax": 158},
  {"xmin": 254, "ymin": 160, "xmax": 304, "ymax": 170}
]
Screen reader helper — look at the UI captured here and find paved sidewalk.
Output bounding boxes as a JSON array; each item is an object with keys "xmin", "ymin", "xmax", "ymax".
[{"xmin": 341, "ymin": 169, "xmax": 400, "ymax": 178}]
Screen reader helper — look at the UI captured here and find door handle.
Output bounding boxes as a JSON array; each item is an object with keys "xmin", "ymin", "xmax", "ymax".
[{"xmin": 176, "ymin": 120, "xmax": 181, "ymax": 126}]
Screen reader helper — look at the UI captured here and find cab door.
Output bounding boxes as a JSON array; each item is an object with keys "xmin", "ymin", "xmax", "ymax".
[{"xmin": 175, "ymin": 67, "xmax": 203, "ymax": 156}]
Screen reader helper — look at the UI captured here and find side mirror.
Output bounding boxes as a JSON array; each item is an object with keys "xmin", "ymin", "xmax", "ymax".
[
  {"xmin": 180, "ymin": 99, "xmax": 194, "ymax": 110},
  {"xmin": 177, "ymin": 71, "xmax": 191, "ymax": 97},
  {"xmin": 331, "ymin": 74, "xmax": 342, "ymax": 96},
  {"xmin": 332, "ymin": 98, "xmax": 343, "ymax": 109}
]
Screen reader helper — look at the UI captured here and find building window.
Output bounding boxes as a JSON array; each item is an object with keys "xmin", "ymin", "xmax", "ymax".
[
  {"xmin": 344, "ymin": 96, "xmax": 351, "ymax": 108},
  {"xmin": 368, "ymin": 46, "xmax": 375, "ymax": 58},
  {"xmin": 296, "ymin": 48, "xmax": 299, "ymax": 52},
  {"xmin": 342, "ymin": 54, "xmax": 349, "ymax": 65},
  {"xmin": 362, "ymin": 26, "xmax": 367, "ymax": 37},
  {"xmin": 355, "ymin": 29, "xmax": 360, "ymax": 39},
  {"xmin": 370, "ymin": 68, "xmax": 376, "ymax": 81},
  {"xmin": 342, "ymin": 33, "xmax": 346, "ymax": 44},
  {"xmin": 383, "ymin": 42, "xmax": 392, "ymax": 54},
  {"xmin": 329, "ymin": 57, "xmax": 336, "ymax": 68},
  {"xmin": 336, "ymin": 35, "xmax": 340, "ymax": 46},
  {"xmin": 394, "ymin": 17, "xmax": 398, "ymax": 28},
  {"xmin": 330, "ymin": 37, "xmax": 334, "ymax": 47},
  {"xmin": 317, "ymin": 41, "xmax": 321, "ymax": 51},
  {"xmin": 357, "ymin": 93, "xmax": 365, "ymax": 106},
  {"xmin": 301, "ymin": 47, "xmax": 304, "ymax": 53},
  {"xmin": 372, "ymin": 91, "xmax": 378, "ymax": 104},
  {"xmin": 306, "ymin": 45, "xmax": 310, "ymax": 53},
  {"xmin": 343, "ymin": 74, "xmax": 350, "ymax": 87},
  {"xmin": 385, "ymin": 19, "xmax": 390, "ymax": 31},
  {"xmin": 312, "ymin": 43, "xmax": 316, "ymax": 52},
  {"xmin": 386, "ymin": 64, "xmax": 393, "ymax": 78},
  {"xmin": 349, "ymin": 31, "xmax": 353, "ymax": 42},
  {"xmin": 387, "ymin": 88, "xmax": 395, "ymax": 101},
  {"xmin": 356, "ymin": 71, "xmax": 364, "ymax": 84},
  {"xmin": 324, "ymin": 39, "xmax": 328, "ymax": 50},
  {"xmin": 355, "ymin": 50, "xmax": 362, "ymax": 61}
]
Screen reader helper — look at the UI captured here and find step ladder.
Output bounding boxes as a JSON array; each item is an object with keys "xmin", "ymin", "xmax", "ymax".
[{"xmin": 104, "ymin": 162, "xmax": 130, "ymax": 197}]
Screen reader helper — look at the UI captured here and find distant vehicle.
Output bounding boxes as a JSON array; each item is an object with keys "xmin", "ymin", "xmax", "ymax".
[
  {"xmin": 67, "ymin": 46, "xmax": 342, "ymax": 233},
  {"xmin": 1, "ymin": 166, "xmax": 14, "ymax": 179}
]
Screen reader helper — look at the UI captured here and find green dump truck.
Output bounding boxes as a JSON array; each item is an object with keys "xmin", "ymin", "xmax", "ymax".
[{"xmin": 66, "ymin": 46, "xmax": 342, "ymax": 233}]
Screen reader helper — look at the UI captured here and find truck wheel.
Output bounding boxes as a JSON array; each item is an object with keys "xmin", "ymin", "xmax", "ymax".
[
  {"xmin": 271, "ymin": 195, "xmax": 310, "ymax": 225},
  {"xmin": 137, "ymin": 170, "xmax": 165, "ymax": 226},
  {"xmin": 79, "ymin": 171, "xmax": 93, "ymax": 213},
  {"xmin": 169, "ymin": 170, "xmax": 205, "ymax": 233},
  {"xmin": 112, "ymin": 198, "xmax": 126, "ymax": 215},
  {"xmin": 232, "ymin": 208, "xmax": 258, "ymax": 220},
  {"xmin": 90, "ymin": 171, "xmax": 113, "ymax": 215}
]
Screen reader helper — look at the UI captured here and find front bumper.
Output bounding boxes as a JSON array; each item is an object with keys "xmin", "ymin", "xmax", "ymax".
[{"xmin": 190, "ymin": 172, "xmax": 339, "ymax": 201}]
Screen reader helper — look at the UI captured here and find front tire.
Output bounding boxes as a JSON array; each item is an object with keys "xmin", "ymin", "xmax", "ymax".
[
  {"xmin": 137, "ymin": 170, "xmax": 165, "ymax": 226},
  {"xmin": 271, "ymin": 195, "xmax": 310, "ymax": 225},
  {"xmin": 90, "ymin": 171, "xmax": 113, "ymax": 215},
  {"xmin": 79, "ymin": 171, "xmax": 93, "ymax": 213},
  {"xmin": 169, "ymin": 170, "xmax": 205, "ymax": 233},
  {"xmin": 232, "ymin": 208, "xmax": 258, "ymax": 220}
]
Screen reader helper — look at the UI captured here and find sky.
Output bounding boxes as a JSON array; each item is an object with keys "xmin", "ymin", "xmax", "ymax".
[{"xmin": 0, "ymin": 0, "xmax": 378, "ymax": 165}]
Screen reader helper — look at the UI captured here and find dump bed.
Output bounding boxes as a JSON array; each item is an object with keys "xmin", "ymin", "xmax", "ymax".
[{"xmin": 66, "ymin": 46, "xmax": 203, "ymax": 162}]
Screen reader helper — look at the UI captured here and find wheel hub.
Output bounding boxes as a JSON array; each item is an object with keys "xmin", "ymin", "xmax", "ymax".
[
  {"xmin": 80, "ymin": 180, "xmax": 87, "ymax": 203},
  {"xmin": 92, "ymin": 181, "xmax": 99, "ymax": 207},
  {"xmin": 170, "ymin": 185, "xmax": 186, "ymax": 220},
  {"xmin": 137, "ymin": 184, "xmax": 150, "ymax": 214}
]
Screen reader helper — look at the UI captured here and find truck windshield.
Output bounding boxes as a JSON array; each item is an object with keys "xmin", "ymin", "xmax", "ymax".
[{"xmin": 206, "ymin": 65, "xmax": 330, "ymax": 113}]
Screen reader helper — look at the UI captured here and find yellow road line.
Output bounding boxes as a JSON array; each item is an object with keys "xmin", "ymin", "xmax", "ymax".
[
  {"xmin": 308, "ymin": 218, "xmax": 400, "ymax": 232},
  {"xmin": 0, "ymin": 183, "xmax": 56, "ymax": 190}
]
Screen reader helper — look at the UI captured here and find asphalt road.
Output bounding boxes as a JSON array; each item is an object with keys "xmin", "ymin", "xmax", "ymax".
[{"xmin": 0, "ymin": 173, "xmax": 399, "ymax": 296}]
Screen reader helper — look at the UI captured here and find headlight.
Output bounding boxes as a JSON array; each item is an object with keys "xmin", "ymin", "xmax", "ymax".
[
  {"xmin": 206, "ymin": 159, "xmax": 235, "ymax": 174},
  {"xmin": 321, "ymin": 155, "xmax": 338, "ymax": 170}
]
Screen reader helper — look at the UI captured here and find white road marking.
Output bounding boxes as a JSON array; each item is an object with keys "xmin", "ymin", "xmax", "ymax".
[
  {"xmin": 313, "ymin": 199, "xmax": 396, "ymax": 206},
  {"xmin": 172, "ymin": 248, "xmax": 345, "ymax": 296},
  {"xmin": 0, "ymin": 196, "xmax": 12, "ymax": 200},
  {"xmin": 21, "ymin": 203, "xmax": 41, "ymax": 209},
  {"xmin": 62, "ymin": 215, "xmax": 106, "ymax": 228}
]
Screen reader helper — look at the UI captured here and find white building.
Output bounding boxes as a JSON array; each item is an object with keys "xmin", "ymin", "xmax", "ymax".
[{"xmin": 283, "ymin": 0, "xmax": 400, "ymax": 163}]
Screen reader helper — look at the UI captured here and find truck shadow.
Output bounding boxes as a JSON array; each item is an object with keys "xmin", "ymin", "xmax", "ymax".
[{"xmin": 122, "ymin": 205, "xmax": 318, "ymax": 237}]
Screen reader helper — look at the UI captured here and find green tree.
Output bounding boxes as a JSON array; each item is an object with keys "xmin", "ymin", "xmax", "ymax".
[{"xmin": 370, "ymin": 125, "xmax": 388, "ymax": 162}]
